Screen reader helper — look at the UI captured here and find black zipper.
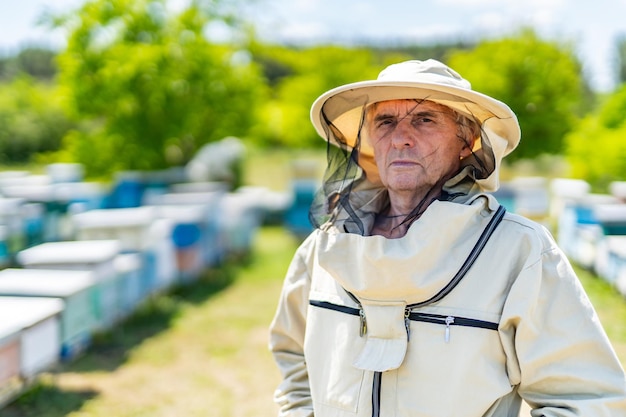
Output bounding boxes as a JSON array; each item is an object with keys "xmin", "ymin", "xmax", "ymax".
[
  {"xmin": 309, "ymin": 300, "xmax": 360, "ymax": 316},
  {"xmin": 407, "ymin": 311, "xmax": 498, "ymax": 329},
  {"xmin": 372, "ymin": 371, "xmax": 381, "ymax": 417},
  {"xmin": 407, "ymin": 311, "xmax": 498, "ymax": 343},
  {"xmin": 309, "ymin": 300, "xmax": 498, "ymax": 340}
]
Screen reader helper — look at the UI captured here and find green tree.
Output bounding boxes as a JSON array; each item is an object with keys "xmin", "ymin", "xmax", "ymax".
[
  {"xmin": 565, "ymin": 84, "xmax": 626, "ymax": 190},
  {"xmin": 0, "ymin": 47, "xmax": 58, "ymax": 81},
  {"xmin": 447, "ymin": 29, "xmax": 588, "ymax": 161},
  {"xmin": 250, "ymin": 44, "xmax": 409, "ymax": 148},
  {"xmin": 615, "ymin": 34, "xmax": 626, "ymax": 85},
  {"xmin": 52, "ymin": 0, "xmax": 265, "ymax": 178},
  {"xmin": 0, "ymin": 76, "xmax": 73, "ymax": 163}
]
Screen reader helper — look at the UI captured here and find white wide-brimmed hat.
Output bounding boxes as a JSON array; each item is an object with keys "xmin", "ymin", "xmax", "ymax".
[{"xmin": 310, "ymin": 59, "xmax": 521, "ymax": 177}]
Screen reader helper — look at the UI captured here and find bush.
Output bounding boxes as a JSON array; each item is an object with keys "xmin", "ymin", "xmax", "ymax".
[{"xmin": 0, "ymin": 76, "xmax": 73, "ymax": 164}]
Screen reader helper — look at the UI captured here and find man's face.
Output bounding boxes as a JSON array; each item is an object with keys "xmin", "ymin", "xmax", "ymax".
[{"xmin": 366, "ymin": 99, "xmax": 469, "ymax": 196}]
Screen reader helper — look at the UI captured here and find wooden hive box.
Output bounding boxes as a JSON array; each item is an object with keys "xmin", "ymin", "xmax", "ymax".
[
  {"xmin": 0, "ymin": 296, "xmax": 63, "ymax": 380},
  {"xmin": 16, "ymin": 240, "xmax": 122, "ymax": 330},
  {"xmin": 0, "ymin": 320, "xmax": 21, "ymax": 407},
  {"xmin": 0, "ymin": 269, "xmax": 97, "ymax": 361}
]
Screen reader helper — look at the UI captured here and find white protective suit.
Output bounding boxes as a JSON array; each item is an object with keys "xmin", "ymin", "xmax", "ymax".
[
  {"xmin": 270, "ymin": 192, "xmax": 626, "ymax": 416},
  {"xmin": 269, "ymin": 59, "xmax": 626, "ymax": 417}
]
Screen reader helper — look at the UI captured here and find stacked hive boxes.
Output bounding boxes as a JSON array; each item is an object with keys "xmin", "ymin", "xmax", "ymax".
[
  {"xmin": 0, "ymin": 163, "xmax": 289, "ymax": 409},
  {"xmin": 552, "ymin": 179, "xmax": 626, "ymax": 295}
]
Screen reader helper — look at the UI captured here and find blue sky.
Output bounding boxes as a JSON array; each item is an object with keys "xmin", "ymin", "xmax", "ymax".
[{"xmin": 2, "ymin": 0, "xmax": 626, "ymax": 92}]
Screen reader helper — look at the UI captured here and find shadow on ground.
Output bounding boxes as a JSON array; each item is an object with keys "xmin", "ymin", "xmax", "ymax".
[{"xmin": 1, "ymin": 381, "xmax": 97, "ymax": 417}]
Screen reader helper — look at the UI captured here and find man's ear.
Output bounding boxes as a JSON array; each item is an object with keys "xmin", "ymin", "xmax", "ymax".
[{"xmin": 460, "ymin": 136, "xmax": 477, "ymax": 158}]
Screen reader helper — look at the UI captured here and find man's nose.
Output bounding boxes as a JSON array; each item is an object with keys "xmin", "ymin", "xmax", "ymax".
[{"xmin": 390, "ymin": 122, "xmax": 417, "ymax": 148}]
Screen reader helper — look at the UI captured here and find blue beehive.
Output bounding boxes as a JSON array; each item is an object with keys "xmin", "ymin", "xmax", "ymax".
[
  {"xmin": 594, "ymin": 204, "xmax": 626, "ymax": 236},
  {"xmin": 0, "ymin": 177, "xmax": 70, "ymax": 242},
  {"xmin": 145, "ymin": 190, "xmax": 227, "ymax": 267},
  {"xmin": 285, "ymin": 179, "xmax": 316, "ymax": 239},
  {"xmin": 107, "ymin": 172, "xmax": 146, "ymax": 209},
  {"xmin": 558, "ymin": 194, "xmax": 620, "ymax": 266},
  {"xmin": 152, "ymin": 205, "xmax": 208, "ymax": 284}
]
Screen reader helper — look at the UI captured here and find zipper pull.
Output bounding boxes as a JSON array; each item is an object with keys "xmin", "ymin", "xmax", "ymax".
[
  {"xmin": 359, "ymin": 309, "xmax": 367, "ymax": 337},
  {"xmin": 404, "ymin": 308, "xmax": 411, "ymax": 341},
  {"xmin": 444, "ymin": 316, "xmax": 454, "ymax": 343}
]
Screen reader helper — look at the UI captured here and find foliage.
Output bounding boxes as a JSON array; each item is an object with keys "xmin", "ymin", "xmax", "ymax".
[
  {"xmin": 51, "ymin": 0, "xmax": 266, "ymax": 178},
  {"xmin": 447, "ymin": 29, "xmax": 589, "ymax": 161},
  {"xmin": 565, "ymin": 84, "xmax": 626, "ymax": 190},
  {"xmin": 250, "ymin": 31, "xmax": 591, "ymax": 156},
  {"xmin": 597, "ymin": 82, "xmax": 626, "ymax": 128},
  {"xmin": 368, "ymin": 39, "xmax": 475, "ymax": 64},
  {"xmin": 0, "ymin": 76, "xmax": 73, "ymax": 164},
  {"xmin": 616, "ymin": 34, "xmax": 626, "ymax": 85},
  {"xmin": 0, "ymin": 47, "xmax": 58, "ymax": 81},
  {"xmin": 249, "ymin": 44, "xmax": 410, "ymax": 149},
  {"xmin": 0, "ymin": 24, "xmax": 608, "ymax": 170}
]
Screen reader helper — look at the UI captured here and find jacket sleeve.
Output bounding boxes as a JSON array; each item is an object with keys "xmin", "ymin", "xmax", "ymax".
[
  {"xmin": 499, "ymin": 236, "xmax": 626, "ymax": 416},
  {"xmin": 269, "ymin": 235, "xmax": 315, "ymax": 417}
]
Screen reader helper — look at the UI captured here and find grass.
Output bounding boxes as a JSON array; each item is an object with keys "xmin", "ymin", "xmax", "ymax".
[{"xmin": 575, "ymin": 265, "xmax": 626, "ymax": 363}]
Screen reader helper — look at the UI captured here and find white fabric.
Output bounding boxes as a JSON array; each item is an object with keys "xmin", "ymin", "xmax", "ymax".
[
  {"xmin": 269, "ymin": 195, "xmax": 626, "ymax": 417},
  {"xmin": 352, "ymin": 300, "xmax": 408, "ymax": 372}
]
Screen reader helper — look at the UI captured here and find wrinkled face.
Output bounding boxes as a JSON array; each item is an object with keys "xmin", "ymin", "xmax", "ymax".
[{"xmin": 366, "ymin": 99, "xmax": 474, "ymax": 196}]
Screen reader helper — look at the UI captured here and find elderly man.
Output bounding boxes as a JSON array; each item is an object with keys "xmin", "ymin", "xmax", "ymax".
[{"xmin": 269, "ymin": 59, "xmax": 626, "ymax": 416}]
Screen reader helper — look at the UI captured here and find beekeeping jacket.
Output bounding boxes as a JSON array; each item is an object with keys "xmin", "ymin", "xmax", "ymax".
[
  {"xmin": 269, "ymin": 60, "xmax": 626, "ymax": 417},
  {"xmin": 270, "ymin": 190, "xmax": 626, "ymax": 416}
]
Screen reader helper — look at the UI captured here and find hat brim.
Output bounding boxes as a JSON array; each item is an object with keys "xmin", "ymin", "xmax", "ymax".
[{"xmin": 310, "ymin": 80, "xmax": 520, "ymax": 161}]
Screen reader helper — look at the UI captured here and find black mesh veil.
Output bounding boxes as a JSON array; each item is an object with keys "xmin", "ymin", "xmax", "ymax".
[
  {"xmin": 308, "ymin": 102, "xmax": 369, "ymax": 234},
  {"xmin": 308, "ymin": 97, "xmax": 498, "ymax": 236}
]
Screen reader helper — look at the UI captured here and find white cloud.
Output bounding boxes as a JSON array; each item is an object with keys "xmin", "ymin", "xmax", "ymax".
[
  {"xmin": 530, "ymin": 9, "xmax": 558, "ymax": 28},
  {"xmin": 439, "ymin": 0, "xmax": 500, "ymax": 6},
  {"xmin": 275, "ymin": 21, "xmax": 330, "ymax": 42},
  {"xmin": 290, "ymin": 0, "xmax": 318, "ymax": 14},
  {"xmin": 4, "ymin": 0, "xmax": 625, "ymax": 91},
  {"xmin": 472, "ymin": 12, "xmax": 507, "ymax": 32},
  {"xmin": 166, "ymin": 0, "xmax": 190, "ymax": 14},
  {"xmin": 401, "ymin": 23, "xmax": 466, "ymax": 42}
]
